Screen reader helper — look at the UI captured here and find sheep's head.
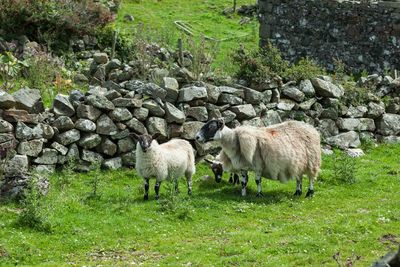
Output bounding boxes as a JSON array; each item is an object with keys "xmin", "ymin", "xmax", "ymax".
[
  {"xmin": 204, "ymin": 158, "xmax": 223, "ymax": 183},
  {"xmin": 195, "ymin": 118, "xmax": 224, "ymax": 143},
  {"xmin": 130, "ymin": 133, "xmax": 159, "ymax": 153}
]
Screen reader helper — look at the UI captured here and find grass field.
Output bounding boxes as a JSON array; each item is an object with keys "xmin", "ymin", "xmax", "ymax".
[
  {"xmin": 115, "ymin": 0, "xmax": 259, "ymax": 73},
  {"xmin": 0, "ymin": 144, "xmax": 399, "ymax": 266}
]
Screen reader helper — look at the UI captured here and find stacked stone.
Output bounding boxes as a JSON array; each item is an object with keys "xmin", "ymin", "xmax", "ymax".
[
  {"xmin": 258, "ymin": 0, "xmax": 400, "ymax": 74},
  {"xmin": 2, "ymin": 69, "xmax": 400, "ymax": 174}
]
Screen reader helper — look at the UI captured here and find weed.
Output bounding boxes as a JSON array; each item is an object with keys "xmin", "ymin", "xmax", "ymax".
[
  {"xmin": 0, "ymin": 52, "xmax": 27, "ymax": 91},
  {"xmin": 86, "ymin": 163, "xmax": 102, "ymax": 201},
  {"xmin": 183, "ymin": 35, "xmax": 219, "ymax": 81},
  {"xmin": 15, "ymin": 174, "xmax": 52, "ymax": 233},
  {"xmin": 332, "ymin": 151, "xmax": 357, "ymax": 185},
  {"xmin": 157, "ymin": 180, "xmax": 193, "ymax": 221}
]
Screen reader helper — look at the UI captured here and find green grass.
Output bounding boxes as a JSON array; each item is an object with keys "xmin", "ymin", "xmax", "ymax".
[
  {"xmin": 0, "ymin": 144, "xmax": 399, "ymax": 266},
  {"xmin": 115, "ymin": 0, "xmax": 259, "ymax": 73}
]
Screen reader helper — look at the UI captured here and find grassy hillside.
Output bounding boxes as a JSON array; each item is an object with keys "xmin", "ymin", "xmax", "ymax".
[
  {"xmin": 0, "ymin": 144, "xmax": 399, "ymax": 266},
  {"xmin": 115, "ymin": 0, "xmax": 259, "ymax": 73}
]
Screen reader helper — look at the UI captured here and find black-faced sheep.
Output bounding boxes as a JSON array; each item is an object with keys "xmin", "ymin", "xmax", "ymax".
[
  {"xmin": 195, "ymin": 119, "xmax": 321, "ymax": 197},
  {"xmin": 132, "ymin": 133, "xmax": 196, "ymax": 200}
]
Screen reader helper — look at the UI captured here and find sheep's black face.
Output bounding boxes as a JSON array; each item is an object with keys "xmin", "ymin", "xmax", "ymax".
[
  {"xmin": 211, "ymin": 162, "xmax": 223, "ymax": 183},
  {"xmin": 195, "ymin": 119, "xmax": 224, "ymax": 143},
  {"xmin": 136, "ymin": 134, "xmax": 153, "ymax": 153}
]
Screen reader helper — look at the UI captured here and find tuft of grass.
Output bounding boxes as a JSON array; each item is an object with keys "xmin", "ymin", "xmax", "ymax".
[{"xmin": 0, "ymin": 144, "xmax": 399, "ymax": 266}]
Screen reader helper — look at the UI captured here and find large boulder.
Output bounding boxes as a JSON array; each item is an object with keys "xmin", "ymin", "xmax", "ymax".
[
  {"xmin": 0, "ymin": 119, "xmax": 13, "ymax": 133},
  {"xmin": 299, "ymin": 79, "xmax": 315, "ymax": 97},
  {"xmin": 178, "ymin": 86, "xmax": 208, "ymax": 102},
  {"xmin": 181, "ymin": 121, "xmax": 205, "ymax": 140},
  {"xmin": 326, "ymin": 131, "xmax": 361, "ymax": 148},
  {"xmin": 78, "ymin": 133, "xmax": 102, "ymax": 149},
  {"xmin": 12, "ymin": 88, "xmax": 44, "ymax": 113},
  {"xmin": 96, "ymin": 114, "xmax": 118, "ymax": 135},
  {"xmin": 143, "ymin": 100, "xmax": 165, "ymax": 117},
  {"xmin": 102, "ymin": 157, "xmax": 122, "ymax": 170},
  {"xmin": 17, "ymin": 139, "xmax": 44, "ymax": 157},
  {"xmin": 229, "ymin": 104, "xmax": 256, "ymax": 120},
  {"xmin": 311, "ymin": 78, "xmax": 344, "ymax": 98},
  {"xmin": 53, "ymin": 94, "xmax": 75, "ymax": 117},
  {"xmin": 52, "ymin": 116, "xmax": 75, "ymax": 131},
  {"xmin": 76, "ymin": 104, "xmax": 102, "ymax": 121},
  {"xmin": 99, "ymin": 138, "xmax": 117, "ymax": 157},
  {"xmin": 87, "ymin": 94, "xmax": 115, "ymax": 111},
  {"xmin": 146, "ymin": 117, "xmax": 168, "ymax": 138},
  {"xmin": 0, "ymin": 91, "xmax": 15, "ymax": 109},
  {"xmin": 376, "ymin": 113, "xmax": 400, "ymax": 136},
  {"xmin": 57, "ymin": 129, "xmax": 81, "ymax": 146},
  {"xmin": 282, "ymin": 86, "xmax": 305, "ymax": 102},
  {"xmin": 33, "ymin": 149, "xmax": 58, "ymax": 165},
  {"xmin": 164, "ymin": 102, "xmax": 185, "ymax": 123},
  {"xmin": 4, "ymin": 155, "xmax": 29, "ymax": 176},
  {"xmin": 109, "ymin": 108, "xmax": 133, "ymax": 122},
  {"xmin": 75, "ymin": 119, "xmax": 96, "ymax": 132}
]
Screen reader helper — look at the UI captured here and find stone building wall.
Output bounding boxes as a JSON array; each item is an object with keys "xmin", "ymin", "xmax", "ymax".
[{"xmin": 258, "ymin": 0, "xmax": 400, "ymax": 73}]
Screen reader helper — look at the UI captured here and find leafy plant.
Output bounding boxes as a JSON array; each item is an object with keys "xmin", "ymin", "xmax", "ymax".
[
  {"xmin": 0, "ymin": 51, "xmax": 27, "ymax": 91},
  {"xmin": 86, "ymin": 163, "xmax": 103, "ymax": 201}
]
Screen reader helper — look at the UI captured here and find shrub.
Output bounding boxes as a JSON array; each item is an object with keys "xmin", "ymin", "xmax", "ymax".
[
  {"xmin": 0, "ymin": 0, "xmax": 114, "ymax": 51},
  {"xmin": 15, "ymin": 175, "xmax": 52, "ymax": 232},
  {"xmin": 231, "ymin": 46, "xmax": 272, "ymax": 86},
  {"xmin": 283, "ymin": 57, "xmax": 326, "ymax": 82}
]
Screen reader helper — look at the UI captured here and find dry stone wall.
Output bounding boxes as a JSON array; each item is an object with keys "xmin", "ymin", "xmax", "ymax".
[
  {"xmin": 2, "ymin": 52, "xmax": 400, "ymax": 178},
  {"xmin": 258, "ymin": 0, "xmax": 400, "ymax": 73}
]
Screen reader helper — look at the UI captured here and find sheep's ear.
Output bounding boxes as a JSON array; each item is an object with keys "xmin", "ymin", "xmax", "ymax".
[
  {"xmin": 130, "ymin": 132, "xmax": 140, "ymax": 140},
  {"xmin": 216, "ymin": 118, "xmax": 225, "ymax": 129},
  {"xmin": 151, "ymin": 132, "xmax": 161, "ymax": 140}
]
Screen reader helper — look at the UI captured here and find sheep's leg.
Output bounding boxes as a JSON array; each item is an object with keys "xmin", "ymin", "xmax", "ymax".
[
  {"xmin": 234, "ymin": 173, "xmax": 240, "ymax": 185},
  {"xmin": 155, "ymin": 181, "xmax": 162, "ymax": 200},
  {"xmin": 186, "ymin": 176, "xmax": 192, "ymax": 196},
  {"xmin": 174, "ymin": 178, "xmax": 180, "ymax": 194},
  {"xmin": 229, "ymin": 173, "xmax": 234, "ymax": 184},
  {"xmin": 255, "ymin": 173, "xmax": 263, "ymax": 197},
  {"xmin": 240, "ymin": 170, "xmax": 248, "ymax": 196},
  {"xmin": 294, "ymin": 176, "xmax": 302, "ymax": 196},
  {"xmin": 144, "ymin": 178, "xmax": 150, "ymax": 200},
  {"xmin": 305, "ymin": 175, "xmax": 315, "ymax": 198}
]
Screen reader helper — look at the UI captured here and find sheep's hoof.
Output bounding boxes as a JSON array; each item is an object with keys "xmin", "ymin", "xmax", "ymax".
[
  {"xmin": 305, "ymin": 189, "xmax": 314, "ymax": 198},
  {"xmin": 155, "ymin": 195, "xmax": 160, "ymax": 200},
  {"xmin": 188, "ymin": 190, "xmax": 192, "ymax": 196},
  {"xmin": 256, "ymin": 192, "xmax": 264, "ymax": 198},
  {"xmin": 294, "ymin": 190, "xmax": 302, "ymax": 196},
  {"xmin": 144, "ymin": 195, "xmax": 149, "ymax": 201},
  {"xmin": 228, "ymin": 177, "xmax": 233, "ymax": 183}
]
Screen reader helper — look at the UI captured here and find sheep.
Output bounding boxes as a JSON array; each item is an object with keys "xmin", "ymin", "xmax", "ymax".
[
  {"xmin": 132, "ymin": 133, "xmax": 196, "ymax": 200},
  {"xmin": 195, "ymin": 119, "xmax": 321, "ymax": 198},
  {"xmin": 204, "ymin": 153, "xmax": 240, "ymax": 185}
]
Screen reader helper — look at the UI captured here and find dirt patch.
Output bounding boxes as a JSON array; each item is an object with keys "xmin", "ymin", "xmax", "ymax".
[
  {"xmin": 379, "ymin": 234, "xmax": 399, "ymax": 247},
  {"xmin": 0, "ymin": 246, "xmax": 9, "ymax": 258},
  {"xmin": 87, "ymin": 248, "xmax": 164, "ymax": 265}
]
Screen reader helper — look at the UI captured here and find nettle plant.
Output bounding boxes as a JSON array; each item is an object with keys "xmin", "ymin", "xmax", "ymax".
[{"xmin": 0, "ymin": 51, "xmax": 28, "ymax": 91}]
